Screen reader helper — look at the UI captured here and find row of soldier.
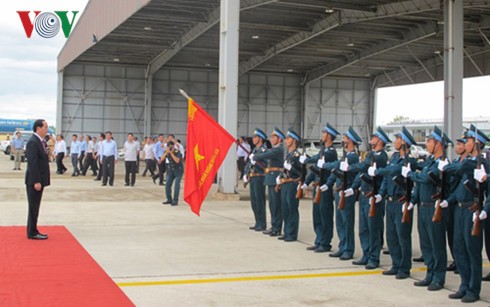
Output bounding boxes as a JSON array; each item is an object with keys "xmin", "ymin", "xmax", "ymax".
[{"xmin": 244, "ymin": 123, "xmax": 489, "ymax": 303}]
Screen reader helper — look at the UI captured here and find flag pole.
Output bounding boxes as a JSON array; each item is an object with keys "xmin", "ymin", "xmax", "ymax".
[{"xmin": 179, "ymin": 89, "xmax": 191, "ymax": 100}]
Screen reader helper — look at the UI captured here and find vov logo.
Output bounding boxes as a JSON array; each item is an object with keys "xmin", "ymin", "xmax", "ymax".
[{"xmin": 17, "ymin": 11, "xmax": 79, "ymax": 38}]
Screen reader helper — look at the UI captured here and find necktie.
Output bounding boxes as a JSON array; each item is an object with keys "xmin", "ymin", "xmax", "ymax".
[{"xmin": 42, "ymin": 140, "xmax": 48, "ymax": 154}]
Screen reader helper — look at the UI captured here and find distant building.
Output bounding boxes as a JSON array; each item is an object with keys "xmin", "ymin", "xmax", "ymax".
[{"xmin": 381, "ymin": 117, "xmax": 490, "ymax": 144}]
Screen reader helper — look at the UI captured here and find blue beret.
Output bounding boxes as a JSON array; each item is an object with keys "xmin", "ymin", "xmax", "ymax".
[
  {"xmin": 253, "ymin": 128, "xmax": 267, "ymax": 140},
  {"xmin": 271, "ymin": 127, "xmax": 285, "ymax": 140},
  {"xmin": 286, "ymin": 128, "xmax": 300, "ymax": 141}
]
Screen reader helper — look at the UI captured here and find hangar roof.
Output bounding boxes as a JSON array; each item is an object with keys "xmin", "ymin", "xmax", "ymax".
[{"xmin": 58, "ymin": 0, "xmax": 490, "ymax": 87}]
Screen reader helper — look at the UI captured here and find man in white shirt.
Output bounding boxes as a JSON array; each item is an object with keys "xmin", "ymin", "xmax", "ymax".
[
  {"xmin": 237, "ymin": 136, "xmax": 251, "ymax": 180},
  {"xmin": 142, "ymin": 137, "xmax": 156, "ymax": 177},
  {"xmin": 123, "ymin": 133, "xmax": 139, "ymax": 186},
  {"xmin": 54, "ymin": 134, "xmax": 67, "ymax": 174},
  {"xmin": 100, "ymin": 131, "xmax": 118, "ymax": 186},
  {"xmin": 82, "ymin": 135, "xmax": 97, "ymax": 176}
]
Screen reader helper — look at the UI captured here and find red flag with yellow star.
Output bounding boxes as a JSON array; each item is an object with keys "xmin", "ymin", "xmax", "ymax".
[{"xmin": 184, "ymin": 98, "xmax": 236, "ymax": 215}]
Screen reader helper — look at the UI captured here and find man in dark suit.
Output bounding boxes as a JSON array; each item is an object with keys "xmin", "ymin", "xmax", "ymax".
[{"xmin": 25, "ymin": 119, "xmax": 50, "ymax": 240}]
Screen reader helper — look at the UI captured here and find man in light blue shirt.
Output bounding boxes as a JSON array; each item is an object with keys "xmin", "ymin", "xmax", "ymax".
[
  {"xmin": 70, "ymin": 134, "xmax": 80, "ymax": 176},
  {"xmin": 78, "ymin": 135, "xmax": 87, "ymax": 173},
  {"xmin": 101, "ymin": 131, "xmax": 118, "ymax": 186},
  {"xmin": 152, "ymin": 134, "xmax": 166, "ymax": 185},
  {"xmin": 11, "ymin": 131, "xmax": 25, "ymax": 170}
]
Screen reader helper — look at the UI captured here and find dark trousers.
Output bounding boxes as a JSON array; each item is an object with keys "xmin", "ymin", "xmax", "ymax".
[
  {"xmin": 358, "ymin": 194, "xmax": 385, "ymax": 266},
  {"xmin": 281, "ymin": 182, "xmax": 300, "ymax": 240},
  {"xmin": 237, "ymin": 157, "xmax": 246, "ymax": 179},
  {"xmin": 56, "ymin": 152, "xmax": 67, "ymax": 173},
  {"xmin": 143, "ymin": 159, "xmax": 156, "ymax": 176},
  {"xmin": 26, "ymin": 185, "xmax": 43, "ymax": 236},
  {"xmin": 484, "ymin": 215, "xmax": 490, "ymax": 262},
  {"xmin": 102, "ymin": 156, "xmax": 115, "ymax": 185},
  {"xmin": 82, "ymin": 153, "xmax": 97, "ymax": 175},
  {"xmin": 250, "ymin": 176, "xmax": 266, "ymax": 230},
  {"xmin": 165, "ymin": 170, "xmax": 182, "ymax": 204},
  {"xmin": 268, "ymin": 185, "xmax": 282, "ymax": 233},
  {"xmin": 78, "ymin": 151, "xmax": 85, "ymax": 171},
  {"xmin": 386, "ymin": 200, "xmax": 413, "ymax": 275},
  {"xmin": 312, "ymin": 188, "xmax": 334, "ymax": 249},
  {"xmin": 155, "ymin": 160, "xmax": 166, "ymax": 184},
  {"xmin": 125, "ymin": 161, "xmax": 137, "ymax": 185},
  {"xmin": 335, "ymin": 192, "xmax": 356, "ymax": 257},
  {"xmin": 96, "ymin": 159, "xmax": 103, "ymax": 180},
  {"xmin": 453, "ymin": 206, "xmax": 483, "ymax": 297},
  {"xmin": 446, "ymin": 203, "xmax": 456, "ymax": 261},
  {"xmin": 71, "ymin": 154, "xmax": 79, "ymax": 175}
]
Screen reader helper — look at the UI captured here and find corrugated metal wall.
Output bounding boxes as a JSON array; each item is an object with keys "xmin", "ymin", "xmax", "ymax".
[{"xmin": 61, "ymin": 63, "xmax": 372, "ymax": 146}]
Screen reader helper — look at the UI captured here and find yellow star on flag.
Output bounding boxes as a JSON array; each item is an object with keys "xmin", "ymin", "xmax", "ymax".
[{"xmin": 194, "ymin": 144, "xmax": 205, "ymax": 171}]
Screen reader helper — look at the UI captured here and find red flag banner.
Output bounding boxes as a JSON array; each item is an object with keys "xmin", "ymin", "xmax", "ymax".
[{"xmin": 184, "ymin": 98, "xmax": 236, "ymax": 215}]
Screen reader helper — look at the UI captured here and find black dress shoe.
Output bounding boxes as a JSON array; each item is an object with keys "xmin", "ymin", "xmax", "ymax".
[
  {"xmin": 461, "ymin": 295, "xmax": 479, "ymax": 303},
  {"xmin": 263, "ymin": 229, "xmax": 273, "ymax": 235},
  {"xmin": 340, "ymin": 255, "xmax": 353, "ymax": 261},
  {"xmin": 306, "ymin": 245, "xmax": 318, "ymax": 251},
  {"xmin": 171, "ymin": 202, "xmax": 178, "ymax": 206},
  {"xmin": 152, "ymin": 176, "xmax": 157, "ymax": 184},
  {"xmin": 315, "ymin": 246, "xmax": 330, "ymax": 253},
  {"xmin": 284, "ymin": 238, "xmax": 296, "ymax": 242},
  {"xmin": 101, "ymin": 184, "xmax": 107, "ymax": 186},
  {"xmin": 352, "ymin": 259, "xmax": 368, "ymax": 265},
  {"xmin": 414, "ymin": 279, "xmax": 431, "ymax": 287},
  {"xmin": 254, "ymin": 228, "xmax": 265, "ymax": 232},
  {"xmin": 124, "ymin": 183, "xmax": 130, "ymax": 186},
  {"xmin": 427, "ymin": 283, "xmax": 443, "ymax": 291},
  {"xmin": 447, "ymin": 261, "xmax": 457, "ymax": 271},
  {"xmin": 413, "ymin": 256, "xmax": 424, "ymax": 262},
  {"xmin": 395, "ymin": 272, "xmax": 410, "ymax": 280},
  {"xmin": 382, "ymin": 268, "xmax": 398, "ymax": 276},
  {"xmin": 365, "ymin": 263, "xmax": 378, "ymax": 270},
  {"xmin": 482, "ymin": 273, "xmax": 490, "ymax": 281},
  {"xmin": 162, "ymin": 200, "xmax": 172, "ymax": 205},
  {"xmin": 28, "ymin": 234, "xmax": 48, "ymax": 240},
  {"xmin": 329, "ymin": 251, "xmax": 342, "ymax": 258},
  {"xmin": 278, "ymin": 236, "xmax": 285, "ymax": 240},
  {"xmin": 448, "ymin": 291, "xmax": 465, "ymax": 299},
  {"xmin": 249, "ymin": 226, "xmax": 256, "ymax": 230},
  {"xmin": 269, "ymin": 231, "xmax": 281, "ymax": 237}
]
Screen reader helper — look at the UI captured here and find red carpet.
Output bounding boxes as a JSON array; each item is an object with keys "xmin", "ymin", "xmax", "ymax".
[{"xmin": 0, "ymin": 226, "xmax": 134, "ymax": 307}]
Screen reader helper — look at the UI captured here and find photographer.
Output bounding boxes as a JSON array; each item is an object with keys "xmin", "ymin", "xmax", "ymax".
[{"xmin": 161, "ymin": 141, "xmax": 183, "ymax": 206}]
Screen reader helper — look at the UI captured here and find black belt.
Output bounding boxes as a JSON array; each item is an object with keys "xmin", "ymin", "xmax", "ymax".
[
  {"xmin": 458, "ymin": 202, "xmax": 474, "ymax": 208},
  {"xmin": 420, "ymin": 202, "xmax": 435, "ymax": 207},
  {"xmin": 387, "ymin": 196, "xmax": 403, "ymax": 202}
]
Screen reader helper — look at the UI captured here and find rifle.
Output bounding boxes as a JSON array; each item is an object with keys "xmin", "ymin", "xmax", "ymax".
[
  {"xmin": 400, "ymin": 143, "xmax": 413, "ymax": 224},
  {"xmin": 432, "ymin": 140, "xmax": 447, "ymax": 223},
  {"xmin": 337, "ymin": 142, "xmax": 347, "ymax": 210},
  {"xmin": 471, "ymin": 128, "xmax": 485, "ymax": 236},
  {"xmin": 239, "ymin": 141, "xmax": 265, "ymax": 188},
  {"xmin": 365, "ymin": 145, "xmax": 378, "ymax": 217},
  {"xmin": 314, "ymin": 143, "xmax": 326, "ymax": 204},
  {"xmin": 296, "ymin": 142, "xmax": 307, "ymax": 199}
]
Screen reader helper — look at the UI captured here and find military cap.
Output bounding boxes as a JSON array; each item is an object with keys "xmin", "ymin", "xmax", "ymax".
[
  {"xmin": 345, "ymin": 126, "xmax": 362, "ymax": 144},
  {"xmin": 395, "ymin": 126, "xmax": 417, "ymax": 147},
  {"xmin": 373, "ymin": 126, "xmax": 391, "ymax": 144},
  {"xmin": 253, "ymin": 128, "xmax": 267, "ymax": 140},
  {"xmin": 286, "ymin": 128, "xmax": 300, "ymax": 141},
  {"xmin": 468, "ymin": 124, "xmax": 490, "ymax": 144},
  {"xmin": 456, "ymin": 131, "xmax": 468, "ymax": 144},
  {"xmin": 271, "ymin": 127, "xmax": 285, "ymax": 140},
  {"xmin": 442, "ymin": 133, "xmax": 453, "ymax": 147},
  {"xmin": 322, "ymin": 123, "xmax": 340, "ymax": 138},
  {"xmin": 427, "ymin": 125, "xmax": 444, "ymax": 143}
]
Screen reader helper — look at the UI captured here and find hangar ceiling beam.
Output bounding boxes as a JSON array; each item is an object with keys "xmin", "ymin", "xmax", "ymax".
[
  {"xmin": 304, "ymin": 23, "xmax": 438, "ymax": 84},
  {"xmin": 146, "ymin": 0, "xmax": 277, "ymax": 76},
  {"xmin": 238, "ymin": 0, "xmax": 442, "ymax": 75}
]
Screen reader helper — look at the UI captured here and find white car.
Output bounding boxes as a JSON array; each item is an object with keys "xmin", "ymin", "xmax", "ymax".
[{"xmin": 1, "ymin": 139, "xmax": 10, "ymax": 154}]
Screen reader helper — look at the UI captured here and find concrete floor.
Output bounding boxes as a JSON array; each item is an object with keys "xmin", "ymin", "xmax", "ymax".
[{"xmin": 1, "ymin": 154, "xmax": 489, "ymax": 306}]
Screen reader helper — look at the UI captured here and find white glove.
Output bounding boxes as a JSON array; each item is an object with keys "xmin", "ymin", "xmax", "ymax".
[
  {"xmin": 344, "ymin": 188, "xmax": 354, "ymax": 197},
  {"xmin": 438, "ymin": 159, "xmax": 449, "ymax": 172},
  {"xmin": 300, "ymin": 183, "xmax": 308, "ymax": 190},
  {"xmin": 374, "ymin": 194, "xmax": 382, "ymax": 204},
  {"xmin": 474, "ymin": 166, "xmax": 487, "ymax": 183},
  {"xmin": 275, "ymin": 176, "xmax": 281, "ymax": 185},
  {"xmin": 339, "ymin": 158, "xmax": 349, "ymax": 172},
  {"xmin": 401, "ymin": 163, "xmax": 411, "ymax": 178},
  {"xmin": 283, "ymin": 160, "xmax": 292, "ymax": 171},
  {"xmin": 368, "ymin": 163, "xmax": 377, "ymax": 177},
  {"xmin": 250, "ymin": 154, "xmax": 256, "ymax": 165},
  {"xmin": 299, "ymin": 154, "xmax": 307, "ymax": 164},
  {"xmin": 473, "ymin": 211, "xmax": 487, "ymax": 222},
  {"xmin": 320, "ymin": 184, "xmax": 328, "ymax": 192},
  {"xmin": 316, "ymin": 157, "xmax": 325, "ymax": 169},
  {"xmin": 437, "ymin": 200, "xmax": 448, "ymax": 208},
  {"xmin": 408, "ymin": 202, "xmax": 414, "ymax": 211},
  {"xmin": 243, "ymin": 175, "xmax": 249, "ymax": 183}
]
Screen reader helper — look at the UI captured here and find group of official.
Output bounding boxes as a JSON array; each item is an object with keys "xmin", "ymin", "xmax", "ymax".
[{"xmin": 244, "ymin": 123, "xmax": 490, "ymax": 303}]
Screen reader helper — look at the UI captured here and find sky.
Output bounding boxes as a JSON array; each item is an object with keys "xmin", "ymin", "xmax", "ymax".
[{"xmin": 1, "ymin": 0, "xmax": 489, "ymax": 128}]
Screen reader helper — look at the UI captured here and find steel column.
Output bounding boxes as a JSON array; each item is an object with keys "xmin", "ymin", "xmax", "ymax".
[
  {"xmin": 218, "ymin": 0, "xmax": 239, "ymax": 194},
  {"xmin": 144, "ymin": 74, "xmax": 153, "ymax": 138}
]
